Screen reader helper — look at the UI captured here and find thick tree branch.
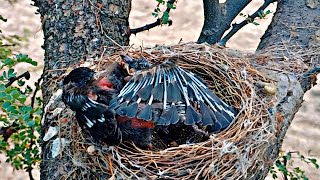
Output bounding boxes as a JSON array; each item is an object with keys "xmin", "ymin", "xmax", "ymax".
[
  {"xmin": 218, "ymin": 0, "xmax": 276, "ymax": 46},
  {"xmin": 130, "ymin": 0, "xmax": 175, "ymax": 35},
  {"xmin": 253, "ymin": 0, "xmax": 320, "ymax": 178},
  {"xmin": 197, "ymin": 0, "xmax": 251, "ymax": 44},
  {"xmin": 258, "ymin": 0, "xmax": 320, "ymax": 50}
]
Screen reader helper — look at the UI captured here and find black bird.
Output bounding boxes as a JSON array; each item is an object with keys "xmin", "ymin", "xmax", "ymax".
[
  {"xmin": 62, "ymin": 67, "xmax": 122, "ymax": 146},
  {"xmin": 63, "ymin": 56, "xmax": 238, "ymax": 148},
  {"xmin": 62, "ymin": 65, "xmax": 154, "ymax": 148}
]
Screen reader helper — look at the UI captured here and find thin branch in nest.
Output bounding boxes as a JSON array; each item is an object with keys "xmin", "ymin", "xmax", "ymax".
[
  {"xmin": 129, "ymin": 0, "xmax": 176, "ymax": 35},
  {"xmin": 218, "ymin": 0, "xmax": 277, "ymax": 46}
]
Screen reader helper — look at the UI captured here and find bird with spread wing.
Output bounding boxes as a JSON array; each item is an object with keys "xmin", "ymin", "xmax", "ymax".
[{"xmin": 62, "ymin": 55, "xmax": 238, "ymax": 149}]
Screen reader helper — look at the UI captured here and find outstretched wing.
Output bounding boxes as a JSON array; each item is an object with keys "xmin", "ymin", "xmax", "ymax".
[{"xmin": 109, "ymin": 61, "xmax": 237, "ymax": 130}]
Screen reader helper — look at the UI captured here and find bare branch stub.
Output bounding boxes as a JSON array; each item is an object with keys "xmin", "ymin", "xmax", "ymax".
[
  {"xmin": 129, "ymin": 0, "xmax": 176, "ymax": 35},
  {"xmin": 218, "ymin": 0, "xmax": 277, "ymax": 46}
]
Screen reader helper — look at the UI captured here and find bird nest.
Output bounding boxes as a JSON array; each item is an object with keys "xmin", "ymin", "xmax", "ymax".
[{"xmin": 43, "ymin": 42, "xmax": 299, "ymax": 179}]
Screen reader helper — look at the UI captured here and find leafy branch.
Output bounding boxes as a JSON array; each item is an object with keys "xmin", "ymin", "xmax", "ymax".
[
  {"xmin": 130, "ymin": 0, "xmax": 176, "ymax": 35},
  {"xmin": 269, "ymin": 151, "xmax": 319, "ymax": 179},
  {"xmin": 0, "ymin": 15, "xmax": 41, "ymax": 180}
]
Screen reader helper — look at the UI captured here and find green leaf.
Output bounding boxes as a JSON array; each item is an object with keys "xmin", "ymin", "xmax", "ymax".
[
  {"xmin": 156, "ymin": 0, "xmax": 164, "ymax": 3},
  {"xmin": 266, "ymin": 10, "xmax": 271, "ymax": 14},
  {"xmin": 16, "ymin": 54, "xmax": 38, "ymax": 66},
  {"xmin": 6, "ymin": 105, "xmax": 15, "ymax": 112},
  {"xmin": 8, "ymin": 68, "xmax": 15, "ymax": 78},
  {"xmin": 6, "ymin": 94, "xmax": 13, "ymax": 101},
  {"xmin": 286, "ymin": 152, "xmax": 291, "ymax": 161},
  {"xmin": 3, "ymin": 58, "xmax": 15, "ymax": 67},
  {"xmin": 3, "ymin": 71, "xmax": 7, "ymax": 79},
  {"xmin": 2, "ymin": 101, "xmax": 11, "ymax": 109},
  {"xmin": 17, "ymin": 80, "xmax": 25, "ymax": 86},
  {"xmin": 272, "ymin": 174, "xmax": 277, "ymax": 179},
  {"xmin": 152, "ymin": 12, "xmax": 158, "ymax": 17},
  {"xmin": 23, "ymin": 114, "xmax": 30, "ymax": 121},
  {"xmin": 0, "ymin": 84, "xmax": 5, "ymax": 91},
  {"xmin": 26, "ymin": 120, "xmax": 35, "ymax": 127},
  {"xmin": 162, "ymin": 11, "xmax": 169, "ymax": 24},
  {"xmin": 154, "ymin": 7, "xmax": 160, "ymax": 13},
  {"xmin": 258, "ymin": 11, "xmax": 262, "ymax": 18},
  {"xmin": 252, "ymin": 22, "xmax": 260, "ymax": 26},
  {"xmin": 308, "ymin": 158, "xmax": 319, "ymax": 169},
  {"xmin": 167, "ymin": 3, "xmax": 176, "ymax": 9}
]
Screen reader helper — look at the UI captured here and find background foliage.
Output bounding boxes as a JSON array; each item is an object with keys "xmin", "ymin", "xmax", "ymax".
[{"xmin": 0, "ymin": 14, "xmax": 41, "ymax": 178}]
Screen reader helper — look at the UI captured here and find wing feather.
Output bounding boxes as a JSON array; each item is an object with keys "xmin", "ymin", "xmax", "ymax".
[{"xmin": 109, "ymin": 60, "xmax": 238, "ymax": 131}]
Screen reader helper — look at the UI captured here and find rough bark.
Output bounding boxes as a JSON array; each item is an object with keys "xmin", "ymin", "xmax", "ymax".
[
  {"xmin": 33, "ymin": 0, "xmax": 131, "ymax": 179},
  {"xmin": 254, "ymin": 0, "xmax": 320, "ymax": 178},
  {"xmin": 258, "ymin": 0, "xmax": 320, "ymax": 50}
]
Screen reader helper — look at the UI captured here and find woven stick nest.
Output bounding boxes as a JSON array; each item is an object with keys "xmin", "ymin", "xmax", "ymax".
[{"xmin": 44, "ymin": 42, "xmax": 306, "ymax": 179}]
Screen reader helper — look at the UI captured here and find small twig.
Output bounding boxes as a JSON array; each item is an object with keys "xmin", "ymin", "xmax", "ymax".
[
  {"xmin": 130, "ymin": 19, "xmax": 162, "ymax": 35},
  {"xmin": 27, "ymin": 166, "xmax": 35, "ymax": 180},
  {"xmin": 218, "ymin": 0, "xmax": 276, "ymax": 46},
  {"xmin": 31, "ymin": 74, "xmax": 44, "ymax": 108},
  {"xmin": 27, "ymin": 128, "xmax": 35, "ymax": 180},
  {"xmin": 129, "ymin": 0, "xmax": 176, "ymax": 35},
  {"xmin": 5, "ymin": 71, "xmax": 30, "ymax": 87}
]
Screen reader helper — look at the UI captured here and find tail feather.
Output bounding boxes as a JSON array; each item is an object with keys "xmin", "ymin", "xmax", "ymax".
[
  {"xmin": 152, "ymin": 84, "xmax": 164, "ymax": 101},
  {"xmin": 137, "ymin": 104, "xmax": 152, "ymax": 120},
  {"xmin": 121, "ymin": 102, "xmax": 138, "ymax": 118},
  {"xmin": 159, "ymin": 105, "xmax": 179, "ymax": 125}
]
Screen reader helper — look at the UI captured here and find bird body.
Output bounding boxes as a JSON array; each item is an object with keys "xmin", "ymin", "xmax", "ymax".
[
  {"xmin": 62, "ymin": 67, "xmax": 122, "ymax": 145},
  {"xmin": 62, "ymin": 56, "xmax": 238, "ymax": 149},
  {"xmin": 62, "ymin": 65, "xmax": 154, "ymax": 148}
]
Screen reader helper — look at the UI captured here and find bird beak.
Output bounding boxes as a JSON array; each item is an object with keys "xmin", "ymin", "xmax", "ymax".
[{"xmin": 120, "ymin": 55, "xmax": 135, "ymax": 75}]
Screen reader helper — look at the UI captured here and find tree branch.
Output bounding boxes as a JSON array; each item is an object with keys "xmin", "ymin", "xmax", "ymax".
[
  {"xmin": 5, "ymin": 71, "xmax": 30, "ymax": 87},
  {"xmin": 197, "ymin": 0, "xmax": 251, "ymax": 44},
  {"xmin": 31, "ymin": 74, "xmax": 44, "ymax": 109},
  {"xmin": 218, "ymin": 0, "xmax": 276, "ymax": 46},
  {"xmin": 130, "ymin": 19, "xmax": 161, "ymax": 35},
  {"xmin": 129, "ymin": 0, "xmax": 176, "ymax": 35}
]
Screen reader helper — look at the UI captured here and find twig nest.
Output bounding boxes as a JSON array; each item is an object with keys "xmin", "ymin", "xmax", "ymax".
[
  {"xmin": 87, "ymin": 145, "xmax": 96, "ymax": 155},
  {"xmin": 51, "ymin": 43, "xmax": 310, "ymax": 179}
]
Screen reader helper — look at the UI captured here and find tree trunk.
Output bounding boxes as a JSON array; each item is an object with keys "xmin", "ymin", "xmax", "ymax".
[
  {"xmin": 33, "ymin": 0, "xmax": 131, "ymax": 179},
  {"xmin": 254, "ymin": 0, "xmax": 320, "ymax": 178},
  {"xmin": 34, "ymin": 0, "xmax": 319, "ymax": 179}
]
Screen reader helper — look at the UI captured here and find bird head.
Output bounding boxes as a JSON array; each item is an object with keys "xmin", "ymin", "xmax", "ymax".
[
  {"xmin": 120, "ymin": 55, "xmax": 151, "ymax": 75},
  {"xmin": 63, "ymin": 67, "xmax": 95, "ymax": 88}
]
